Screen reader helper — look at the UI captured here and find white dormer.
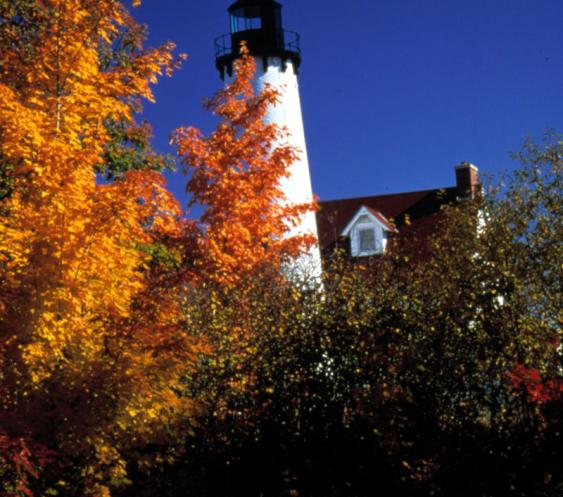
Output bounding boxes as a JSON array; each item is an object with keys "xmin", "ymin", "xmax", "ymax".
[{"xmin": 340, "ymin": 206, "xmax": 396, "ymax": 257}]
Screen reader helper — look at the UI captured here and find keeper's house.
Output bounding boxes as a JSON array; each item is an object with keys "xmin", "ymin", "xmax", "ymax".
[{"xmin": 316, "ymin": 163, "xmax": 480, "ymax": 260}]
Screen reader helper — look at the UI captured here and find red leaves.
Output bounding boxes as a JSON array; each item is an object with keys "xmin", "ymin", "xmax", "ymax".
[
  {"xmin": 0, "ymin": 432, "xmax": 56, "ymax": 497},
  {"xmin": 509, "ymin": 365, "xmax": 563, "ymax": 404},
  {"xmin": 175, "ymin": 45, "xmax": 316, "ymax": 286}
]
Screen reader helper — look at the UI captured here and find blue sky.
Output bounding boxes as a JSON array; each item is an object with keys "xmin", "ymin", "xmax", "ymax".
[{"xmin": 134, "ymin": 0, "xmax": 563, "ymax": 208}]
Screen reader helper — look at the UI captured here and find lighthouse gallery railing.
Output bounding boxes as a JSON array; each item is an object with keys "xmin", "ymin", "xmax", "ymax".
[{"xmin": 214, "ymin": 30, "xmax": 301, "ymax": 59}]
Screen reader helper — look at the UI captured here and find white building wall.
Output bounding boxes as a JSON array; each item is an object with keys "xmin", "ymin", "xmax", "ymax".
[{"xmin": 254, "ymin": 57, "xmax": 322, "ymax": 279}]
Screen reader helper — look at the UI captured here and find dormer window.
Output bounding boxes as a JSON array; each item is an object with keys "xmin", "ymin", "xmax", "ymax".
[
  {"xmin": 359, "ymin": 228, "xmax": 376, "ymax": 252},
  {"xmin": 340, "ymin": 206, "xmax": 396, "ymax": 257}
]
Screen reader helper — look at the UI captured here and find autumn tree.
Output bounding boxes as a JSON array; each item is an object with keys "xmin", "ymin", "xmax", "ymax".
[
  {"xmin": 330, "ymin": 134, "xmax": 561, "ymax": 496},
  {"xmin": 123, "ymin": 135, "xmax": 561, "ymax": 497},
  {"xmin": 174, "ymin": 45, "xmax": 316, "ymax": 287},
  {"xmin": 0, "ymin": 1, "xmax": 195, "ymax": 495},
  {"xmin": 0, "ymin": 0, "xmax": 178, "ymax": 199},
  {"xmin": 97, "ymin": 11, "xmax": 179, "ymax": 180},
  {"xmin": 359, "ymin": 133, "xmax": 562, "ymax": 496}
]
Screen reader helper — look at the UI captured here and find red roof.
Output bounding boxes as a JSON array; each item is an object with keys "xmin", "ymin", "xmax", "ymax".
[
  {"xmin": 365, "ymin": 207, "xmax": 397, "ymax": 232},
  {"xmin": 316, "ymin": 186, "xmax": 458, "ymax": 253}
]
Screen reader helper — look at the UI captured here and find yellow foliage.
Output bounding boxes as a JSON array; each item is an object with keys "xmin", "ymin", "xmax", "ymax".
[{"xmin": 0, "ymin": 0, "xmax": 195, "ymax": 494}]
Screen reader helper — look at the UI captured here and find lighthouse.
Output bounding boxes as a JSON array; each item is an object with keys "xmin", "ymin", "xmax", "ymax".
[{"xmin": 215, "ymin": 0, "xmax": 322, "ymax": 280}]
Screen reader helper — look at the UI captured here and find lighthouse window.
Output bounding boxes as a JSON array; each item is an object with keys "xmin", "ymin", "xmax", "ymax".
[{"xmin": 231, "ymin": 7, "xmax": 262, "ymax": 33}]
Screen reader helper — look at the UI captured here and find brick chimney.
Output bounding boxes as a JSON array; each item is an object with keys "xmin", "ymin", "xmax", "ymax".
[{"xmin": 455, "ymin": 162, "xmax": 479, "ymax": 199}]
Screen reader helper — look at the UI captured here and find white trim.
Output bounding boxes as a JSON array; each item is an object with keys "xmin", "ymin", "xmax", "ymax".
[
  {"xmin": 341, "ymin": 206, "xmax": 393, "ymax": 257},
  {"xmin": 455, "ymin": 162, "xmax": 478, "ymax": 172},
  {"xmin": 340, "ymin": 206, "xmax": 393, "ymax": 237}
]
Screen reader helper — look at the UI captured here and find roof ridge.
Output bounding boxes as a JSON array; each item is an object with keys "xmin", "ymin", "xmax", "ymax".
[{"xmin": 318, "ymin": 186, "xmax": 456, "ymax": 204}]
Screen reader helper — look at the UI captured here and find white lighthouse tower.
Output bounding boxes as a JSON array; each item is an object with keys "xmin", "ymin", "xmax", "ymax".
[{"xmin": 215, "ymin": 0, "xmax": 322, "ymax": 280}]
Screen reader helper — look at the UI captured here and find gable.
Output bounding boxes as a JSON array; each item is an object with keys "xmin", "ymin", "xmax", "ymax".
[{"xmin": 339, "ymin": 206, "xmax": 395, "ymax": 257}]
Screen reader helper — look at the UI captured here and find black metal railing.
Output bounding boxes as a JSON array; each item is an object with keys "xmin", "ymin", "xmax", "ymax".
[
  {"xmin": 214, "ymin": 29, "xmax": 301, "ymax": 59},
  {"xmin": 284, "ymin": 30, "xmax": 301, "ymax": 54}
]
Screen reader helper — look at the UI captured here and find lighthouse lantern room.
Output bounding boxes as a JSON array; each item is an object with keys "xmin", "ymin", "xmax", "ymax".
[{"xmin": 215, "ymin": 0, "xmax": 301, "ymax": 79}]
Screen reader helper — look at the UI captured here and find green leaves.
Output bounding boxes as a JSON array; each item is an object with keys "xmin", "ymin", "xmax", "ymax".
[{"xmin": 99, "ymin": 119, "xmax": 175, "ymax": 181}]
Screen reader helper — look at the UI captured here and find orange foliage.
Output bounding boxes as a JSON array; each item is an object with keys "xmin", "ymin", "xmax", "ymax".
[
  {"xmin": 0, "ymin": 0, "xmax": 194, "ymax": 494},
  {"xmin": 174, "ymin": 45, "xmax": 316, "ymax": 286}
]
